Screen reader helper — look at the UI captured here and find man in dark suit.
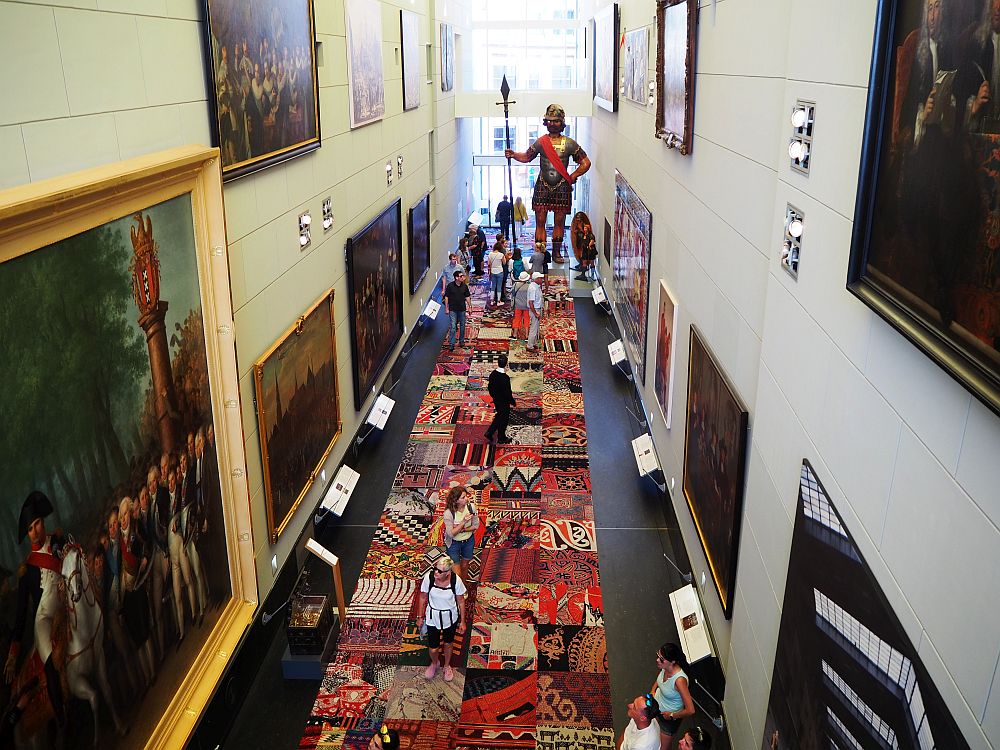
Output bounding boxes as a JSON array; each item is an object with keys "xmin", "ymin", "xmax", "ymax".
[{"xmin": 485, "ymin": 354, "xmax": 515, "ymax": 444}]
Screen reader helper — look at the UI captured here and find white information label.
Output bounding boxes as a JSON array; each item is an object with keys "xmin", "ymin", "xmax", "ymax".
[{"xmin": 592, "ymin": 286, "xmax": 607, "ymax": 305}]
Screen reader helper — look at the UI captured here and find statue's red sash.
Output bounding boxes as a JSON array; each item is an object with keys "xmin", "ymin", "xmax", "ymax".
[{"xmin": 537, "ymin": 135, "xmax": 574, "ymax": 184}]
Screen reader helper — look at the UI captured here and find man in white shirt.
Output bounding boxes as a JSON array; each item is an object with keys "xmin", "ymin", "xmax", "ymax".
[
  {"xmin": 617, "ymin": 695, "xmax": 661, "ymax": 750},
  {"xmin": 526, "ymin": 272, "xmax": 544, "ymax": 352}
]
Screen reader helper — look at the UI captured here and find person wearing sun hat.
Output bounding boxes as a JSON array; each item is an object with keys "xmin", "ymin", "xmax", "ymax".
[
  {"xmin": 511, "ymin": 270, "xmax": 531, "ymax": 340},
  {"xmin": 526, "ymin": 272, "xmax": 544, "ymax": 352}
]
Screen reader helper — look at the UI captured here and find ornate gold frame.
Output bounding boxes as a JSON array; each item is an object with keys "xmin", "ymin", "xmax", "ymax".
[
  {"xmin": 0, "ymin": 145, "xmax": 258, "ymax": 748},
  {"xmin": 252, "ymin": 289, "xmax": 342, "ymax": 544}
]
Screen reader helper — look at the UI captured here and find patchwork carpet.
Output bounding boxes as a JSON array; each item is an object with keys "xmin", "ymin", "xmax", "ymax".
[{"xmin": 300, "ymin": 270, "xmax": 613, "ymax": 749}]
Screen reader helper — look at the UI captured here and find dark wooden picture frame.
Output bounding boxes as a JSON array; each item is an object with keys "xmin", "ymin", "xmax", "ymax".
[
  {"xmin": 400, "ymin": 9, "xmax": 420, "ymax": 111},
  {"xmin": 849, "ymin": 0, "xmax": 1000, "ymax": 416},
  {"xmin": 203, "ymin": 0, "xmax": 321, "ymax": 180},
  {"xmin": 593, "ymin": 3, "xmax": 619, "ymax": 112},
  {"xmin": 612, "ymin": 170, "xmax": 653, "ymax": 382},
  {"xmin": 682, "ymin": 325, "xmax": 749, "ymax": 618},
  {"xmin": 253, "ymin": 290, "xmax": 342, "ymax": 543},
  {"xmin": 346, "ymin": 199, "xmax": 404, "ymax": 411},
  {"xmin": 408, "ymin": 191, "xmax": 431, "ymax": 294},
  {"xmin": 763, "ymin": 460, "xmax": 971, "ymax": 749},
  {"xmin": 655, "ymin": 0, "xmax": 697, "ymax": 154}
]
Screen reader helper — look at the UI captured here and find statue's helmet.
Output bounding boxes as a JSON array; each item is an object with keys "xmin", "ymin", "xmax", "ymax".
[{"xmin": 543, "ymin": 104, "xmax": 566, "ymax": 123}]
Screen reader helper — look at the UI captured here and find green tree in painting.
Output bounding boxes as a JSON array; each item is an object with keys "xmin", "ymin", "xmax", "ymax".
[{"xmin": 0, "ymin": 223, "xmax": 146, "ymax": 550}]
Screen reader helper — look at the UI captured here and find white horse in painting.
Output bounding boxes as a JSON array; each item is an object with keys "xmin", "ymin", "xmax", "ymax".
[{"xmin": 60, "ymin": 543, "xmax": 127, "ymax": 746}]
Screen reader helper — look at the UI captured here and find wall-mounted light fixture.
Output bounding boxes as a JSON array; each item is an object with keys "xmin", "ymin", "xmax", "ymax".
[
  {"xmin": 782, "ymin": 203, "xmax": 803, "ymax": 279},
  {"xmin": 385, "ymin": 162, "xmax": 393, "ymax": 186},
  {"xmin": 322, "ymin": 197, "xmax": 333, "ymax": 231},
  {"xmin": 397, "ymin": 155, "xmax": 404, "ymax": 178},
  {"xmin": 299, "ymin": 211, "xmax": 312, "ymax": 249},
  {"xmin": 788, "ymin": 100, "xmax": 815, "ymax": 175}
]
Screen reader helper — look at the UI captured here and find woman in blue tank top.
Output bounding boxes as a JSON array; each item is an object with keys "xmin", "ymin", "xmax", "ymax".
[{"xmin": 649, "ymin": 642, "xmax": 695, "ymax": 749}]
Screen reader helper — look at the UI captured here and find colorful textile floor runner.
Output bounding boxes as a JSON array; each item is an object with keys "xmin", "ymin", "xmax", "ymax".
[{"xmin": 300, "ymin": 271, "xmax": 613, "ymax": 750}]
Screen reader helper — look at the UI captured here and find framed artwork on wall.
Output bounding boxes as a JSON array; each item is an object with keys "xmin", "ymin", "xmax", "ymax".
[
  {"xmin": 612, "ymin": 169, "xmax": 653, "ymax": 382},
  {"xmin": 0, "ymin": 146, "xmax": 256, "ymax": 748},
  {"xmin": 401, "ymin": 9, "xmax": 421, "ymax": 111},
  {"xmin": 345, "ymin": 0, "xmax": 386, "ymax": 128},
  {"xmin": 623, "ymin": 27, "xmax": 649, "ymax": 105},
  {"xmin": 440, "ymin": 23, "xmax": 455, "ymax": 92},
  {"xmin": 253, "ymin": 290, "xmax": 341, "ymax": 544},
  {"xmin": 408, "ymin": 191, "xmax": 431, "ymax": 294},
  {"xmin": 654, "ymin": 280, "xmax": 679, "ymax": 428},
  {"xmin": 204, "ymin": 0, "xmax": 321, "ymax": 180},
  {"xmin": 682, "ymin": 325, "xmax": 748, "ymax": 618},
  {"xmin": 603, "ymin": 216, "xmax": 612, "ymax": 265},
  {"xmin": 655, "ymin": 0, "xmax": 697, "ymax": 154},
  {"xmin": 762, "ymin": 461, "xmax": 971, "ymax": 749},
  {"xmin": 849, "ymin": 0, "xmax": 1000, "ymax": 416},
  {"xmin": 347, "ymin": 199, "xmax": 404, "ymax": 411},
  {"xmin": 593, "ymin": 3, "xmax": 619, "ymax": 112}
]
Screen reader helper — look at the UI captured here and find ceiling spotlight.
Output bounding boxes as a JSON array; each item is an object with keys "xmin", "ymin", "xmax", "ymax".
[
  {"xmin": 791, "ymin": 108, "xmax": 808, "ymax": 129},
  {"xmin": 788, "ymin": 217, "xmax": 804, "ymax": 238},
  {"xmin": 788, "ymin": 140, "xmax": 806, "ymax": 160},
  {"xmin": 299, "ymin": 234, "xmax": 310, "ymax": 247},
  {"xmin": 300, "ymin": 213, "xmax": 312, "ymax": 226}
]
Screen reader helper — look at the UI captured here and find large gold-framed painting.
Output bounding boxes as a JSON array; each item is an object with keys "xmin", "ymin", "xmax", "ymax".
[
  {"xmin": 345, "ymin": 0, "xmax": 386, "ymax": 128},
  {"xmin": 253, "ymin": 290, "xmax": 341, "ymax": 544},
  {"xmin": 204, "ymin": 0, "xmax": 321, "ymax": 180},
  {"xmin": 0, "ymin": 146, "xmax": 256, "ymax": 748}
]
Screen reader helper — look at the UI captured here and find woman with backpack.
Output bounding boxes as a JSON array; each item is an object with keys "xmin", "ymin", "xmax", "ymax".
[
  {"xmin": 416, "ymin": 556, "xmax": 467, "ymax": 682},
  {"xmin": 511, "ymin": 271, "xmax": 531, "ymax": 341}
]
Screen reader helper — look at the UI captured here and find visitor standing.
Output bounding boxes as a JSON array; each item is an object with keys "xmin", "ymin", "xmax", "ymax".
[
  {"xmin": 513, "ymin": 196, "xmax": 529, "ymax": 238},
  {"xmin": 526, "ymin": 272, "xmax": 544, "ymax": 353},
  {"xmin": 496, "ymin": 194, "xmax": 513, "ymax": 239},
  {"xmin": 443, "ymin": 270, "xmax": 471, "ymax": 350},
  {"xmin": 416, "ymin": 556, "xmax": 467, "ymax": 682},
  {"xmin": 650, "ymin": 643, "xmax": 696, "ymax": 750}
]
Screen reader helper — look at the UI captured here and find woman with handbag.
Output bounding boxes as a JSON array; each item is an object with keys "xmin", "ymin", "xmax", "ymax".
[
  {"xmin": 443, "ymin": 485, "xmax": 479, "ymax": 580},
  {"xmin": 416, "ymin": 556, "xmax": 467, "ymax": 682}
]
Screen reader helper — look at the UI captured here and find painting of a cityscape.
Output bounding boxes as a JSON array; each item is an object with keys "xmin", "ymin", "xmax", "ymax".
[{"xmin": 253, "ymin": 290, "xmax": 341, "ymax": 543}]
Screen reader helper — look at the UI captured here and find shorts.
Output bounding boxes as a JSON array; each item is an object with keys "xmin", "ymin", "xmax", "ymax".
[
  {"xmin": 427, "ymin": 622, "xmax": 457, "ymax": 648},
  {"xmin": 655, "ymin": 714, "xmax": 682, "ymax": 736},
  {"xmin": 447, "ymin": 535, "xmax": 475, "ymax": 562}
]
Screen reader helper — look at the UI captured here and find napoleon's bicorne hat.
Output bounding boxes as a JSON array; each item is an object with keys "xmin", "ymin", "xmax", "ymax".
[{"xmin": 18, "ymin": 490, "xmax": 53, "ymax": 542}]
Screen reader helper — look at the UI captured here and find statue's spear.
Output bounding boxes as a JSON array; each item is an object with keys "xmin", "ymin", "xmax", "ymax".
[{"xmin": 497, "ymin": 74, "xmax": 517, "ymax": 250}]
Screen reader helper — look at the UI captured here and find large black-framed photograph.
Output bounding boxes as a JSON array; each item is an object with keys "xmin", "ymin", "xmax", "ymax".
[
  {"xmin": 345, "ymin": 0, "xmax": 385, "ymax": 129},
  {"xmin": 655, "ymin": 0, "xmax": 697, "ymax": 154},
  {"xmin": 253, "ymin": 290, "xmax": 341, "ymax": 544},
  {"xmin": 849, "ymin": 0, "xmax": 1000, "ymax": 416},
  {"xmin": 593, "ymin": 3, "xmax": 619, "ymax": 112},
  {"xmin": 401, "ymin": 9, "xmax": 420, "ymax": 111},
  {"xmin": 408, "ymin": 191, "xmax": 431, "ymax": 294},
  {"xmin": 612, "ymin": 170, "xmax": 653, "ymax": 381},
  {"xmin": 347, "ymin": 200, "xmax": 404, "ymax": 411},
  {"xmin": 762, "ymin": 460, "xmax": 970, "ymax": 749},
  {"xmin": 204, "ymin": 0, "xmax": 321, "ymax": 181},
  {"xmin": 682, "ymin": 325, "xmax": 749, "ymax": 619}
]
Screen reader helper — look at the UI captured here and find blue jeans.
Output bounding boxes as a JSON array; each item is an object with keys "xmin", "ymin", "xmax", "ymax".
[
  {"xmin": 449, "ymin": 310, "xmax": 466, "ymax": 346},
  {"xmin": 447, "ymin": 536, "xmax": 475, "ymax": 562},
  {"xmin": 490, "ymin": 273, "xmax": 503, "ymax": 302}
]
